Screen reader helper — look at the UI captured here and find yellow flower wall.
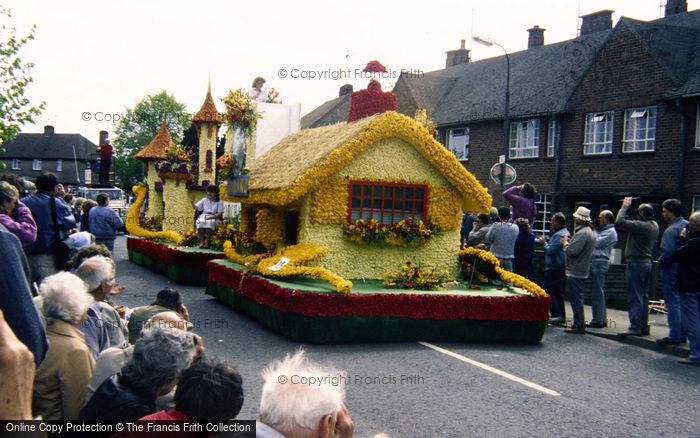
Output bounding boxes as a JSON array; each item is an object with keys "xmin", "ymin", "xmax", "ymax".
[
  {"xmin": 255, "ymin": 208, "xmax": 284, "ymax": 249},
  {"xmin": 297, "ymin": 137, "xmax": 462, "ymax": 279},
  {"xmin": 162, "ymin": 180, "xmax": 195, "ymax": 234},
  {"xmin": 145, "ymin": 163, "xmax": 163, "ymax": 219}
]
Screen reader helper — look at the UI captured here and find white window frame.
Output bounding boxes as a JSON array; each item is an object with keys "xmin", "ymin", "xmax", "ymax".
[
  {"xmin": 623, "ymin": 106, "xmax": 656, "ymax": 153},
  {"xmin": 509, "ymin": 119, "xmax": 540, "ymax": 159},
  {"xmin": 447, "ymin": 127, "xmax": 470, "ymax": 161},
  {"xmin": 533, "ymin": 193, "xmax": 552, "ymax": 237},
  {"xmin": 547, "ymin": 118, "xmax": 558, "ymax": 157},
  {"xmin": 583, "ymin": 111, "xmax": 614, "ymax": 155},
  {"xmin": 11, "ymin": 159, "xmax": 21, "ymax": 170},
  {"xmin": 32, "ymin": 159, "xmax": 42, "ymax": 171},
  {"xmin": 56, "ymin": 159, "xmax": 63, "ymax": 172}
]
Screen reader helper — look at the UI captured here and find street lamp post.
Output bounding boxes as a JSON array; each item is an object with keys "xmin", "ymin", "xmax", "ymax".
[{"xmin": 472, "ymin": 35, "xmax": 510, "ymax": 204}]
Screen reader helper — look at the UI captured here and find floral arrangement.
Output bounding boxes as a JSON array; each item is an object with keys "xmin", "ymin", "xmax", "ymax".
[
  {"xmin": 220, "ymin": 111, "xmax": 492, "ymax": 213},
  {"xmin": 222, "ymin": 88, "xmax": 261, "ymax": 134},
  {"xmin": 383, "ymin": 261, "xmax": 458, "ymax": 291},
  {"xmin": 414, "ymin": 107, "xmax": 437, "ymax": 138},
  {"xmin": 125, "ymin": 184, "xmax": 184, "ymax": 245},
  {"xmin": 216, "ymin": 153, "xmax": 237, "ymax": 179},
  {"xmin": 343, "ymin": 217, "xmax": 441, "ymax": 246},
  {"xmin": 347, "ymin": 80, "xmax": 397, "ymax": 122},
  {"xmin": 266, "ymin": 87, "xmax": 282, "ymax": 104},
  {"xmin": 457, "ymin": 247, "xmax": 548, "ymax": 299},
  {"xmin": 164, "ymin": 144, "xmax": 191, "ymax": 163},
  {"xmin": 180, "ymin": 229, "xmax": 200, "ymax": 247}
]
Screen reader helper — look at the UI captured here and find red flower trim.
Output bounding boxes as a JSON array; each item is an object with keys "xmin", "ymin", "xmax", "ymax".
[
  {"xmin": 127, "ymin": 237, "xmax": 225, "ymax": 267},
  {"xmin": 207, "ymin": 262, "xmax": 549, "ymax": 321},
  {"xmin": 348, "ymin": 87, "xmax": 398, "ymax": 122}
]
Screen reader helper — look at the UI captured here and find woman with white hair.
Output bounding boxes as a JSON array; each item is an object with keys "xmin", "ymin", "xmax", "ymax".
[
  {"xmin": 80, "ymin": 326, "xmax": 197, "ymax": 422},
  {"xmin": 32, "ymin": 271, "xmax": 95, "ymax": 420},
  {"xmin": 257, "ymin": 349, "xmax": 354, "ymax": 438}
]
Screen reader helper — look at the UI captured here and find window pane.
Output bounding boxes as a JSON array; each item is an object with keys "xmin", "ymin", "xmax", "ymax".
[
  {"xmin": 415, "ymin": 188, "xmax": 424, "ymax": 198},
  {"xmin": 405, "ymin": 200, "xmax": 413, "ymax": 212},
  {"xmin": 351, "ymin": 198, "xmax": 360, "ymax": 208},
  {"xmin": 362, "ymin": 198, "xmax": 371, "ymax": 208},
  {"xmin": 351, "ymin": 211, "xmax": 360, "ymax": 221},
  {"xmin": 384, "ymin": 186, "xmax": 393, "ymax": 198},
  {"xmin": 373, "ymin": 198, "xmax": 382, "ymax": 209},
  {"xmin": 352, "ymin": 184, "xmax": 361, "ymax": 196},
  {"xmin": 363, "ymin": 185, "xmax": 371, "ymax": 196},
  {"xmin": 373, "ymin": 185, "xmax": 382, "ymax": 197},
  {"xmin": 406, "ymin": 188, "xmax": 413, "ymax": 199}
]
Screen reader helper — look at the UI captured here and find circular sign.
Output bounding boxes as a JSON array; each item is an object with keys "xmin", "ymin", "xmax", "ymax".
[{"xmin": 490, "ymin": 163, "xmax": 517, "ymax": 185}]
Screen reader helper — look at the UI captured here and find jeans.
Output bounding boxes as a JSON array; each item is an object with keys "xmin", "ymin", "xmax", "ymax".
[
  {"xmin": 566, "ymin": 277, "xmax": 586, "ymax": 329},
  {"xmin": 498, "ymin": 258, "xmax": 513, "ymax": 272},
  {"xmin": 95, "ymin": 238, "xmax": 115, "ymax": 254},
  {"xmin": 626, "ymin": 262, "xmax": 652, "ymax": 332},
  {"xmin": 679, "ymin": 292, "xmax": 700, "ymax": 362},
  {"xmin": 544, "ymin": 269, "xmax": 566, "ymax": 318},
  {"xmin": 661, "ymin": 264, "xmax": 683, "ymax": 342},
  {"xmin": 590, "ymin": 260, "xmax": 610, "ymax": 325}
]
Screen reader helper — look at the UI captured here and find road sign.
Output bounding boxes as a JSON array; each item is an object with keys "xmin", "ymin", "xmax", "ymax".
[{"xmin": 490, "ymin": 163, "xmax": 517, "ymax": 185}]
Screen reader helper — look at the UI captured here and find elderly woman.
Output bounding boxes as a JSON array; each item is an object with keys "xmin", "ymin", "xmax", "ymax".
[
  {"xmin": 0, "ymin": 180, "xmax": 37, "ymax": 247},
  {"xmin": 80, "ymin": 326, "xmax": 196, "ymax": 422},
  {"xmin": 32, "ymin": 272, "xmax": 95, "ymax": 420}
]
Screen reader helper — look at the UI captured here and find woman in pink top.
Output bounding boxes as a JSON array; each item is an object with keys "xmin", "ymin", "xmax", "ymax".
[{"xmin": 0, "ymin": 181, "xmax": 37, "ymax": 247}]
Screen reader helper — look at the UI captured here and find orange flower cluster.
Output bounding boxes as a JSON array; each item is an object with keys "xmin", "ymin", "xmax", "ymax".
[{"xmin": 216, "ymin": 153, "xmax": 237, "ymax": 179}]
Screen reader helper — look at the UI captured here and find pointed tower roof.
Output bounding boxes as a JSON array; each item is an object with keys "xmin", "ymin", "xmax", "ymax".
[
  {"xmin": 193, "ymin": 81, "xmax": 223, "ymax": 124},
  {"xmin": 134, "ymin": 121, "xmax": 175, "ymax": 161}
]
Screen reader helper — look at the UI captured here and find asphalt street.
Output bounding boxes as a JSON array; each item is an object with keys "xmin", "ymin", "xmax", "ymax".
[{"xmin": 110, "ymin": 236, "xmax": 699, "ymax": 438}]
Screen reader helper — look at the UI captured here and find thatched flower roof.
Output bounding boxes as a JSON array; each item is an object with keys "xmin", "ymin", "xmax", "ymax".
[
  {"xmin": 134, "ymin": 121, "xmax": 175, "ymax": 161},
  {"xmin": 230, "ymin": 111, "xmax": 492, "ymax": 213}
]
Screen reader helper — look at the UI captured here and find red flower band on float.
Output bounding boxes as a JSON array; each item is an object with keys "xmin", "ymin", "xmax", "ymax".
[{"xmin": 127, "ymin": 237, "xmax": 225, "ymax": 267}]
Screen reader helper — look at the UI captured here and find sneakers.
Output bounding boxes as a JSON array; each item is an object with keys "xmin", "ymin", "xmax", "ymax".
[
  {"xmin": 585, "ymin": 321, "xmax": 607, "ymax": 329},
  {"xmin": 564, "ymin": 327, "xmax": 586, "ymax": 334}
]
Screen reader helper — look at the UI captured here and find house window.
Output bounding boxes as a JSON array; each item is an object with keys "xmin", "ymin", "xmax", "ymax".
[
  {"xmin": 547, "ymin": 119, "xmax": 558, "ymax": 157},
  {"xmin": 623, "ymin": 106, "xmax": 656, "ymax": 152},
  {"xmin": 584, "ymin": 111, "xmax": 613, "ymax": 155},
  {"xmin": 32, "ymin": 159, "xmax": 42, "ymax": 171},
  {"xmin": 692, "ymin": 194, "xmax": 700, "ymax": 213},
  {"xmin": 447, "ymin": 128, "xmax": 469, "ymax": 161},
  {"xmin": 533, "ymin": 193, "xmax": 552, "ymax": 237},
  {"xmin": 11, "ymin": 159, "xmax": 21, "ymax": 170},
  {"xmin": 348, "ymin": 181, "xmax": 427, "ymax": 225},
  {"xmin": 56, "ymin": 160, "xmax": 63, "ymax": 172},
  {"xmin": 509, "ymin": 119, "xmax": 540, "ymax": 158}
]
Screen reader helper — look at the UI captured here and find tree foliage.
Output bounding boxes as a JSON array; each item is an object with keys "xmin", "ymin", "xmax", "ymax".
[
  {"xmin": 0, "ymin": 6, "xmax": 45, "ymax": 154},
  {"xmin": 113, "ymin": 90, "xmax": 191, "ymax": 187}
]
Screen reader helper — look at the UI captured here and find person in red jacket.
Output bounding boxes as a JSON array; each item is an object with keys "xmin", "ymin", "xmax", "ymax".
[{"xmin": 98, "ymin": 139, "xmax": 114, "ymax": 184}]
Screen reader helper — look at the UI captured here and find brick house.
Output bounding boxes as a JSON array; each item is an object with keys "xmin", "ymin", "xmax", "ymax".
[{"xmin": 0, "ymin": 126, "xmax": 102, "ymax": 188}]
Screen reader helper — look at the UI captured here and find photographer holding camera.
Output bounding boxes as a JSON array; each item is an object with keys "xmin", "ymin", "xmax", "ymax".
[{"xmin": 615, "ymin": 196, "xmax": 659, "ymax": 337}]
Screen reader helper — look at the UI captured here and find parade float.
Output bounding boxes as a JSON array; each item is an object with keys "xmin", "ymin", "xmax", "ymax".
[{"xmin": 126, "ymin": 71, "xmax": 550, "ymax": 343}]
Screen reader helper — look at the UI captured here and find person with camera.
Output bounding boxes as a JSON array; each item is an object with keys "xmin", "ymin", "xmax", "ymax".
[{"xmin": 615, "ymin": 196, "xmax": 659, "ymax": 337}]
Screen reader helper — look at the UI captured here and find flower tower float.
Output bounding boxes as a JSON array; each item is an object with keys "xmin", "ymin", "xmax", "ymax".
[{"xmin": 133, "ymin": 121, "xmax": 171, "ymax": 220}]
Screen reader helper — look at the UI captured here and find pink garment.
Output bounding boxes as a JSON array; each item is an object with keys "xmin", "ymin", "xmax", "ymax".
[{"xmin": 0, "ymin": 201, "xmax": 37, "ymax": 247}]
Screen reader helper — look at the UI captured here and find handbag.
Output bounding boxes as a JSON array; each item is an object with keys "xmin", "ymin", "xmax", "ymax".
[{"xmin": 49, "ymin": 197, "xmax": 77, "ymax": 269}]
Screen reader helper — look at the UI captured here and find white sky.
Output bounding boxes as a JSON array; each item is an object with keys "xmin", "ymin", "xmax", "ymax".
[{"xmin": 5, "ymin": 0, "xmax": 700, "ymax": 143}]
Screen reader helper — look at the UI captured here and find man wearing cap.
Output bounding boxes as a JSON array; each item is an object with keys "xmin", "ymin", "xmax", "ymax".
[
  {"xmin": 615, "ymin": 197, "xmax": 659, "ymax": 336},
  {"xmin": 587, "ymin": 210, "xmax": 618, "ymax": 328},
  {"xmin": 561, "ymin": 207, "xmax": 597, "ymax": 333}
]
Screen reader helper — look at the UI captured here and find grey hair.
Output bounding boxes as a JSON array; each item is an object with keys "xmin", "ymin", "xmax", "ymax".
[
  {"xmin": 75, "ymin": 255, "xmax": 114, "ymax": 292},
  {"xmin": 120, "ymin": 327, "xmax": 195, "ymax": 395},
  {"xmin": 40, "ymin": 272, "xmax": 92, "ymax": 325},
  {"xmin": 259, "ymin": 349, "xmax": 345, "ymax": 435},
  {"xmin": 690, "ymin": 211, "xmax": 700, "ymax": 225}
]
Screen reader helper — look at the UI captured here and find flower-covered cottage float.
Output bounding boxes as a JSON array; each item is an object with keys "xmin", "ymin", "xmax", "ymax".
[{"xmin": 126, "ymin": 75, "xmax": 550, "ymax": 343}]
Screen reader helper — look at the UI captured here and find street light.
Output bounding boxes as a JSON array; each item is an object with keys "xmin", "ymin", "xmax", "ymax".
[{"xmin": 472, "ymin": 35, "xmax": 510, "ymax": 203}]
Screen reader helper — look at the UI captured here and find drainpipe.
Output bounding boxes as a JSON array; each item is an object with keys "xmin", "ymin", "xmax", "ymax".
[
  {"xmin": 553, "ymin": 114, "xmax": 562, "ymax": 212},
  {"xmin": 673, "ymin": 99, "xmax": 686, "ymax": 204}
]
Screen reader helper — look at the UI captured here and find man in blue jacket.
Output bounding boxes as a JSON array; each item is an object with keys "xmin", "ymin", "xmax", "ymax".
[
  {"xmin": 88, "ymin": 193, "xmax": 124, "ymax": 254},
  {"xmin": 657, "ymin": 199, "xmax": 688, "ymax": 346},
  {"xmin": 671, "ymin": 212, "xmax": 700, "ymax": 365},
  {"xmin": 21, "ymin": 172, "xmax": 76, "ymax": 284},
  {"xmin": 536, "ymin": 212, "xmax": 570, "ymax": 325}
]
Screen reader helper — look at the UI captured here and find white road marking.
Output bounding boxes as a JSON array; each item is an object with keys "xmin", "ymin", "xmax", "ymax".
[{"xmin": 418, "ymin": 342, "xmax": 560, "ymax": 396}]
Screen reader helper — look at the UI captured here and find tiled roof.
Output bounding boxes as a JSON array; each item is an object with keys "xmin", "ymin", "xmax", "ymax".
[
  {"xmin": 0, "ymin": 132, "xmax": 98, "ymax": 160},
  {"xmin": 300, "ymin": 94, "xmax": 351, "ymax": 129},
  {"xmin": 193, "ymin": 82, "xmax": 223, "ymax": 124},
  {"xmin": 134, "ymin": 121, "xmax": 174, "ymax": 161}
]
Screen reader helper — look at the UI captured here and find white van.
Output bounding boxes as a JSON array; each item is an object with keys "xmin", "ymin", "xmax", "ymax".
[{"xmin": 77, "ymin": 187, "xmax": 127, "ymax": 222}]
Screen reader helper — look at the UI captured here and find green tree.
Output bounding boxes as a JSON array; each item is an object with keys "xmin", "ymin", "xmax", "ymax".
[
  {"xmin": 113, "ymin": 90, "xmax": 191, "ymax": 187},
  {"xmin": 0, "ymin": 6, "xmax": 45, "ymax": 158}
]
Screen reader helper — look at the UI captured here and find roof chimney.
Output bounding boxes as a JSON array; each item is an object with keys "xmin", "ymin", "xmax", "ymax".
[
  {"xmin": 339, "ymin": 84, "xmax": 353, "ymax": 97},
  {"xmin": 446, "ymin": 40, "xmax": 470, "ymax": 68},
  {"xmin": 665, "ymin": 0, "xmax": 687, "ymax": 16},
  {"xmin": 527, "ymin": 25, "xmax": 545, "ymax": 48},
  {"xmin": 43, "ymin": 125, "xmax": 54, "ymax": 135},
  {"xmin": 580, "ymin": 10, "xmax": 614, "ymax": 36}
]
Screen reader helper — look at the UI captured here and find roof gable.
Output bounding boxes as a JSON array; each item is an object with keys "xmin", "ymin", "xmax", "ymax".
[
  {"xmin": 301, "ymin": 94, "xmax": 351, "ymax": 129},
  {"xmin": 134, "ymin": 121, "xmax": 175, "ymax": 161},
  {"xmin": 238, "ymin": 111, "xmax": 492, "ymax": 212}
]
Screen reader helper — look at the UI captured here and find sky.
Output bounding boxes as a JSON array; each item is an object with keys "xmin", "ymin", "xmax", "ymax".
[{"xmin": 4, "ymin": 0, "xmax": 700, "ymax": 144}]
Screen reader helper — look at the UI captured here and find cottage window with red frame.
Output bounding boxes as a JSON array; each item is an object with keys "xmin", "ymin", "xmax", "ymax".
[{"xmin": 348, "ymin": 181, "xmax": 427, "ymax": 225}]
